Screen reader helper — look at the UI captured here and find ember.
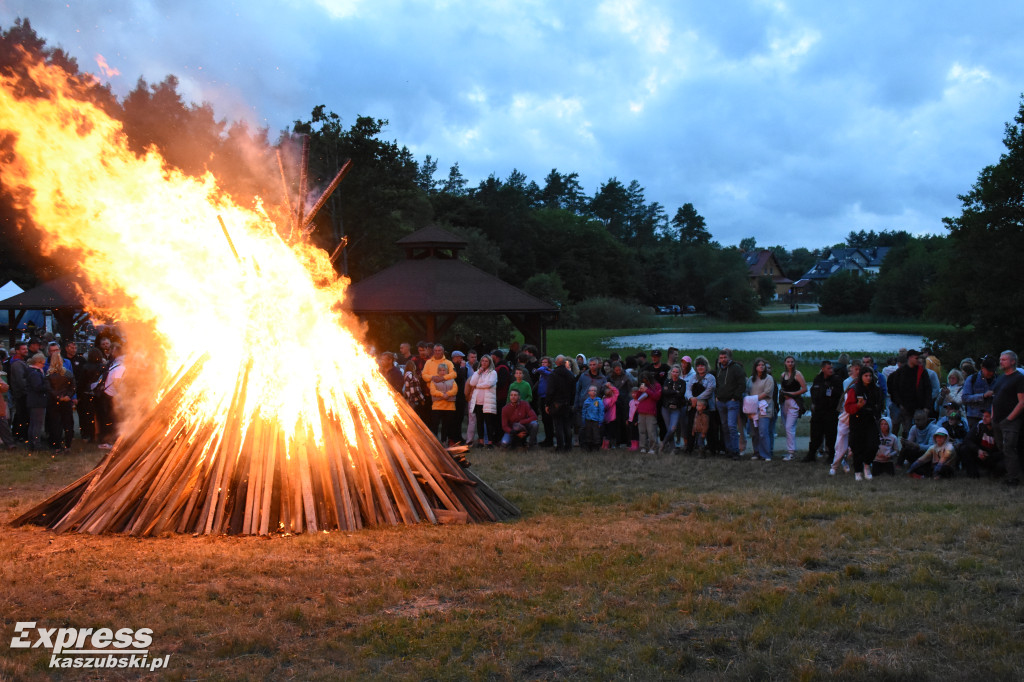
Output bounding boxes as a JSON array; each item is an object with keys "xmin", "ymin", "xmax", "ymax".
[{"xmin": 2, "ymin": 52, "xmax": 518, "ymax": 534}]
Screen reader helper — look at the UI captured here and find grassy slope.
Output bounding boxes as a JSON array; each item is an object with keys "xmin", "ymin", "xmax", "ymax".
[{"xmin": 2, "ymin": 441, "xmax": 1022, "ymax": 681}]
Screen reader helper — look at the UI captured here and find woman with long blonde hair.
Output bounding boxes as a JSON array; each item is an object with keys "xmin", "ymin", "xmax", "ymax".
[{"xmin": 46, "ymin": 347, "xmax": 76, "ymax": 452}]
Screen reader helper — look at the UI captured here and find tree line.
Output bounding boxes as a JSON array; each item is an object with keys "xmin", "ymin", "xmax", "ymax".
[{"xmin": 1, "ymin": 19, "xmax": 1022, "ymax": 358}]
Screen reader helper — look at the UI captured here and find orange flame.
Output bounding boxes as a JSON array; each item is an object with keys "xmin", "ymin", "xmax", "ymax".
[
  {"xmin": 94, "ymin": 54, "xmax": 119, "ymax": 79},
  {"xmin": 0, "ymin": 52, "xmax": 402, "ymax": 455}
]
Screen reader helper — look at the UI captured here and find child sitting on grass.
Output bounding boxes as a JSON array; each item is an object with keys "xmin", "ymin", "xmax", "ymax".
[
  {"xmin": 906, "ymin": 427, "xmax": 957, "ymax": 479},
  {"xmin": 870, "ymin": 416, "xmax": 900, "ymax": 476}
]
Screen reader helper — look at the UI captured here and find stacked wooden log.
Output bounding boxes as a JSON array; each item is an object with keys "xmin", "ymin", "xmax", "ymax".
[{"xmin": 13, "ymin": 354, "xmax": 519, "ymax": 535}]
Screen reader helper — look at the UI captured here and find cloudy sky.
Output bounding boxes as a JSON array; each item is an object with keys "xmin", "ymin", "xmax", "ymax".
[{"xmin": 2, "ymin": 1, "xmax": 1022, "ymax": 249}]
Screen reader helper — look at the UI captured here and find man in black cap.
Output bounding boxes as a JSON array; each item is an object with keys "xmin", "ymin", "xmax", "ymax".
[{"xmin": 889, "ymin": 349, "xmax": 934, "ymax": 436}]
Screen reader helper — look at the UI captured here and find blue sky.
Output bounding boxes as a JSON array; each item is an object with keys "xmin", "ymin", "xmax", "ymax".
[{"xmin": 2, "ymin": 0, "xmax": 1022, "ymax": 249}]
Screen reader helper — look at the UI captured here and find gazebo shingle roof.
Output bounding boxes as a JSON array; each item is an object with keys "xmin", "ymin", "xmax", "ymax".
[{"xmin": 345, "ymin": 259, "xmax": 556, "ymax": 314}]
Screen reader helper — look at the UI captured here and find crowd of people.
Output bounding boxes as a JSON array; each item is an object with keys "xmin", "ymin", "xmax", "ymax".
[
  {"xmin": 4, "ymin": 329, "xmax": 1021, "ymax": 489},
  {"xmin": 1, "ymin": 333, "xmax": 124, "ymax": 453},
  {"xmin": 379, "ymin": 339, "xmax": 1024, "ymax": 485}
]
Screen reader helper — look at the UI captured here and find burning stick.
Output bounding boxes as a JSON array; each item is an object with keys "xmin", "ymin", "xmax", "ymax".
[
  {"xmin": 276, "ymin": 149, "xmax": 295, "ymax": 232},
  {"xmin": 329, "ymin": 236, "xmax": 348, "ymax": 264},
  {"xmin": 301, "ymin": 159, "xmax": 353, "ymax": 235},
  {"xmin": 217, "ymin": 215, "xmax": 242, "ymax": 264},
  {"xmin": 296, "ymin": 135, "xmax": 309, "ymax": 231}
]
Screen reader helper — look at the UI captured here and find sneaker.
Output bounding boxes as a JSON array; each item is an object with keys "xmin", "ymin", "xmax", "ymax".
[
  {"xmin": 855, "ymin": 472, "xmax": 863, "ymax": 481},
  {"xmin": 863, "ymin": 465, "xmax": 873, "ymax": 481},
  {"xmin": 829, "ymin": 467, "xmax": 837, "ymax": 476},
  {"xmin": 841, "ymin": 460, "xmax": 851, "ymax": 474},
  {"xmin": 639, "ymin": 448, "xmax": 647, "ymax": 454},
  {"xmin": 783, "ymin": 454, "xmax": 794, "ymax": 462}
]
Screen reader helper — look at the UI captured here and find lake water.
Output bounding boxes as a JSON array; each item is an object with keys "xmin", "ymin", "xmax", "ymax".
[{"xmin": 603, "ymin": 331, "xmax": 926, "ymax": 355}]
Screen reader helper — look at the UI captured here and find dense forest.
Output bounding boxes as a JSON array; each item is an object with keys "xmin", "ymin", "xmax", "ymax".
[{"xmin": 1, "ymin": 18, "xmax": 1022, "ymax": 358}]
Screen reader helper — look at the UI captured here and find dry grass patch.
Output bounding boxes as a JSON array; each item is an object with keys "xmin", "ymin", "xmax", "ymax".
[{"xmin": 2, "ymin": 442, "xmax": 1024, "ymax": 679}]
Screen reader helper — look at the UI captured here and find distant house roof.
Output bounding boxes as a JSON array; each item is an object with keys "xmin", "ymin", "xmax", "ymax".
[
  {"xmin": 802, "ymin": 257, "xmax": 869, "ymax": 280},
  {"xmin": 864, "ymin": 246, "xmax": 891, "ymax": 268},
  {"xmin": 742, "ymin": 249, "xmax": 784, "ymax": 279}
]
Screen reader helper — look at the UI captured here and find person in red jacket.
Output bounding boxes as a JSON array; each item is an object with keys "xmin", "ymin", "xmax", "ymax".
[{"xmin": 500, "ymin": 388, "xmax": 538, "ymax": 448}]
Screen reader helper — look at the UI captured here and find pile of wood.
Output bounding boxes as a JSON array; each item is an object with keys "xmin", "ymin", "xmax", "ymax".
[{"xmin": 13, "ymin": 354, "xmax": 519, "ymax": 536}]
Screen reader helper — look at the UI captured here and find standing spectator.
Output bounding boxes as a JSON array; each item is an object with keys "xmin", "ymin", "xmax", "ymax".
[
  {"xmin": 0, "ymin": 368, "xmax": 16, "ymax": 449},
  {"xmin": 778, "ymin": 356, "xmax": 808, "ymax": 461},
  {"xmin": 24, "ymin": 353, "xmax": 48, "ymax": 451},
  {"xmin": 451, "ymin": 351, "xmax": 469, "ymax": 445},
  {"xmin": 508, "ymin": 366, "xmax": 533, "ymax": 404},
  {"xmin": 747, "ymin": 359, "xmax": 776, "ymax": 461},
  {"xmin": 889, "ymin": 349, "xmax": 933, "ymax": 434},
  {"xmin": 46, "ymin": 346, "xmax": 76, "ymax": 452},
  {"xmin": 467, "ymin": 354, "xmax": 499, "ymax": 448},
  {"xmin": 992, "ymin": 350, "xmax": 1024, "ymax": 486},
  {"xmin": 937, "ymin": 369, "xmax": 965, "ymax": 417},
  {"xmin": 579, "ymin": 385, "xmax": 604, "ymax": 452},
  {"xmin": 574, "ymin": 357, "xmax": 607, "ymax": 443},
  {"xmin": 607, "ymin": 361, "xmax": 635, "ymax": 448},
  {"xmin": 546, "ymin": 355, "xmax": 576, "ymax": 452},
  {"xmin": 96, "ymin": 344, "xmax": 126, "ymax": 449},
  {"xmin": 423, "ymin": 344, "xmax": 458, "ymax": 445},
  {"xmin": 533, "ymin": 356, "xmax": 554, "ymax": 447},
  {"xmin": 831, "ymin": 363, "xmax": 861, "ymax": 473},
  {"xmin": 77, "ymin": 348, "xmax": 104, "ymax": 443},
  {"xmin": 7, "ymin": 341, "xmax": 29, "ymax": 442},
  {"xmin": 401, "ymin": 360, "xmax": 428, "ymax": 418},
  {"xmin": 688, "ymin": 356, "xmax": 717, "ymax": 454},
  {"xmin": 412, "ymin": 342, "xmax": 433, "ymax": 425},
  {"xmin": 645, "ymin": 350, "xmax": 671, "ymax": 440},
  {"xmin": 962, "ymin": 356, "xmax": 997, "ymax": 432},
  {"xmin": 715, "ymin": 349, "xmax": 746, "ymax": 459},
  {"xmin": 659, "ymin": 365, "xmax": 687, "ymax": 454},
  {"xmin": 378, "ymin": 352, "xmax": 404, "ymax": 392},
  {"xmin": 846, "ymin": 366, "xmax": 883, "ymax": 481},
  {"xmin": 491, "ymin": 350, "xmax": 512, "ymax": 406},
  {"xmin": 635, "ymin": 371, "xmax": 661, "ymax": 453},
  {"xmin": 396, "ymin": 342, "xmax": 412, "ymax": 368},
  {"xmin": 601, "ymin": 383, "xmax": 620, "ymax": 449}
]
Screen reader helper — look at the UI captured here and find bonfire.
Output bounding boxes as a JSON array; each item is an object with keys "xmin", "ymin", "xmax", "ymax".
[{"xmin": 1, "ymin": 52, "xmax": 518, "ymax": 535}]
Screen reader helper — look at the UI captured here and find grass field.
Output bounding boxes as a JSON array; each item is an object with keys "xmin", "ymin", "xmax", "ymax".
[{"xmin": 3, "ymin": 435, "xmax": 1023, "ymax": 680}]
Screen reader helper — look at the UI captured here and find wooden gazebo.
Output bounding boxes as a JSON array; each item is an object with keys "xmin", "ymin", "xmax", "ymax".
[{"xmin": 344, "ymin": 225, "xmax": 559, "ymax": 352}]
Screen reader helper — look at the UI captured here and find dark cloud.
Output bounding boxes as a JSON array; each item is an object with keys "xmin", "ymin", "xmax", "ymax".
[{"xmin": 2, "ymin": 0, "xmax": 1022, "ymax": 248}]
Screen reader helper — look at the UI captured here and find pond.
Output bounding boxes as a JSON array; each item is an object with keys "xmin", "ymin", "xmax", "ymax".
[{"xmin": 603, "ymin": 330, "xmax": 927, "ymax": 355}]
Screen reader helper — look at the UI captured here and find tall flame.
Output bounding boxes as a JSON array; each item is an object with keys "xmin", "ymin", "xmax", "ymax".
[
  {"xmin": 0, "ymin": 53, "xmax": 397, "ymax": 446},
  {"xmin": 3, "ymin": 51, "xmax": 516, "ymax": 534}
]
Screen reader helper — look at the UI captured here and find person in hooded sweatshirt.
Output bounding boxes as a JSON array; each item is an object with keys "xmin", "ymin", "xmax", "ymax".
[
  {"xmin": 871, "ymin": 416, "xmax": 901, "ymax": 476},
  {"xmin": 898, "ymin": 409, "xmax": 939, "ymax": 468},
  {"xmin": 907, "ymin": 427, "xmax": 957, "ymax": 479}
]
